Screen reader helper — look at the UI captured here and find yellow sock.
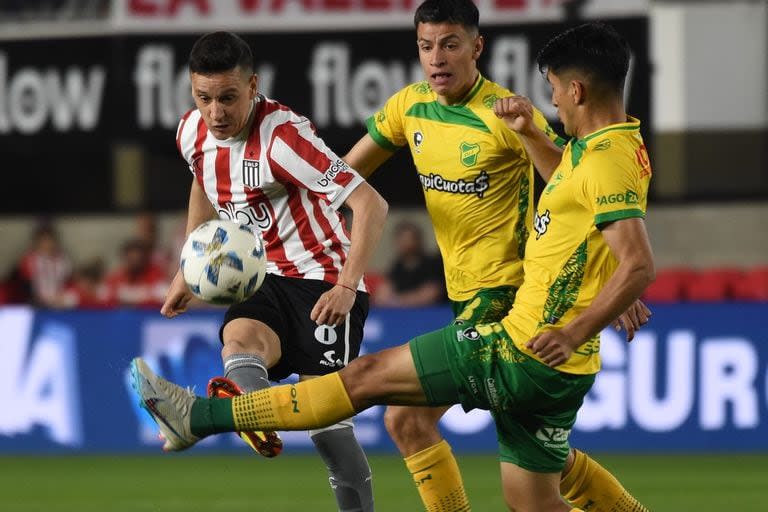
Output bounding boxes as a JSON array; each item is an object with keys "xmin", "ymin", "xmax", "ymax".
[
  {"xmin": 404, "ymin": 440, "xmax": 471, "ymax": 512},
  {"xmin": 231, "ymin": 373, "xmax": 355, "ymax": 431},
  {"xmin": 560, "ymin": 449, "xmax": 648, "ymax": 512}
]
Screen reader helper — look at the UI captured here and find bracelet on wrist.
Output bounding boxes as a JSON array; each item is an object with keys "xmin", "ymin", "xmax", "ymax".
[{"xmin": 336, "ymin": 283, "xmax": 357, "ymax": 293}]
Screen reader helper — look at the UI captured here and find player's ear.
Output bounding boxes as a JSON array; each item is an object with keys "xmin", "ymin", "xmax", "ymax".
[
  {"xmin": 249, "ymin": 74, "xmax": 258, "ymax": 99},
  {"xmin": 570, "ymin": 79, "xmax": 586, "ymax": 105},
  {"xmin": 473, "ymin": 35, "xmax": 484, "ymax": 60}
]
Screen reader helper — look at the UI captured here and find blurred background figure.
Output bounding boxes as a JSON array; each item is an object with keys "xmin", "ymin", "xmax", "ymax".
[
  {"xmin": 9, "ymin": 222, "xmax": 72, "ymax": 307},
  {"xmin": 57, "ymin": 258, "xmax": 108, "ymax": 308},
  {"xmin": 104, "ymin": 238, "xmax": 169, "ymax": 307},
  {"xmin": 373, "ymin": 221, "xmax": 446, "ymax": 307},
  {"xmin": 134, "ymin": 211, "xmax": 171, "ymax": 272}
]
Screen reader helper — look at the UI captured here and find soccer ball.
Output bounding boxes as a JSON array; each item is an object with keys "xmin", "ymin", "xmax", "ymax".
[{"xmin": 180, "ymin": 220, "xmax": 267, "ymax": 304}]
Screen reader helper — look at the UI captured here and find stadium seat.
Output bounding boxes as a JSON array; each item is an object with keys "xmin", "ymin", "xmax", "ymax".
[
  {"xmin": 732, "ymin": 266, "xmax": 768, "ymax": 301},
  {"xmin": 685, "ymin": 267, "xmax": 743, "ymax": 302},
  {"xmin": 642, "ymin": 267, "xmax": 695, "ymax": 302}
]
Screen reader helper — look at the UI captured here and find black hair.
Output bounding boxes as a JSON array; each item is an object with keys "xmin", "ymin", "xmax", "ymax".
[
  {"xmin": 537, "ymin": 22, "xmax": 630, "ymax": 94},
  {"xmin": 189, "ymin": 31, "xmax": 253, "ymax": 75},
  {"xmin": 414, "ymin": 0, "xmax": 479, "ymax": 33}
]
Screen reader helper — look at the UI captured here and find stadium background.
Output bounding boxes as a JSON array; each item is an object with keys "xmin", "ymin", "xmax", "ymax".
[{"xmin": 1, "ymin": 0, "xmax": 766, "ymax": 510}]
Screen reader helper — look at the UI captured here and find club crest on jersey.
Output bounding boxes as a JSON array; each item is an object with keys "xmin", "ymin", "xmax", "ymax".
[
  {"xmin": 460, "ymin": 142, "xmax": 480, "ymax": 167},
  {"xmin": 413, "ymin": 131, "xmax": 424, "ymax": 153},
  {"xmin": 243, "ymin": 159, "xmax": 260, "ymax": 189}
]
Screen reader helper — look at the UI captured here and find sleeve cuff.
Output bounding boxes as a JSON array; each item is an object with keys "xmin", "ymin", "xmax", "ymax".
[
  {"xmin": 365, "ymin": 116, "xmax": 400, "ymax": 152},
  {"xmin": 594, "ymin": 208, "xmax": 645, "ymax": 227}
]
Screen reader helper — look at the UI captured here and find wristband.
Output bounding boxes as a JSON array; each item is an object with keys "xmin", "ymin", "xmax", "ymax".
[{"xmin": 337, "ymin": 283, "xmax": 357, "ymax": 293}]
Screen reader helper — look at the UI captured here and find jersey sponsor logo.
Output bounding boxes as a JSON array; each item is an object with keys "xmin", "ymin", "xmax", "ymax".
[
  {"xmin": 418, "ymin": 170, "xmax": 489, "ymax": 198},
  {"xmin": 242, "ymin": 159, "xmax": 260, "ymax": 189},
  {"xmin": 533, "ymin": 209, "xmax": 551, "ymax": 239},
  {"xmin": 459, "ymin": 141, "xmax": 480, "ymax": 167},
  {"xmin": 413, "ymin": 131, "xmax": 423, "ymax": 153},
  {"xmin": 485, "ymin": 377, "xmax": 501, "ymax": 409},
  {"xmin": 595, "ymin": 190, "xmax": 639, "ymax": 206},
  {"xmin": 316, "ymin": 159, "xmax": 349, "ymax": 187},
  {"xmin": 218, "ymin": 202, "xmax": 273, "ymax": 231},
  {"xmin": 534, "ymin": 426, "xmax": 571, "ymax": 448}
]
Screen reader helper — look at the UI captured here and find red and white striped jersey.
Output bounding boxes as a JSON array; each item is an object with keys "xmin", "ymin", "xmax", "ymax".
[{"xmin": 176, "ymin": 95, "xmax": 366, "ymax": 288}]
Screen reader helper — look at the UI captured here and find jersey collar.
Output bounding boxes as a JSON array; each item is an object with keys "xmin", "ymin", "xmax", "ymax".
[{"xmin": 570, "ymin": 116, "xmax": 640, "ymax": 167}]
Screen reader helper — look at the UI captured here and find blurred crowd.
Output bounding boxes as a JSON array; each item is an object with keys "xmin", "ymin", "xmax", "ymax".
[{"xmin": 0, "ymin": 216, "xmax": 449, "ymax": 309}]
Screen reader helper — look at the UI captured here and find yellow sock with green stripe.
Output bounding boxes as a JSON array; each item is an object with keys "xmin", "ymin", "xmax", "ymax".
[
  {"xmin": 190, "ymin": 373, "xmax": 356, "ymax": 436},
  {"xmin": 560, "ymin": 449, "xmax": 649, "ymax": 512},
  {"xmin": 404, "ymin": 440, "xmax": 471, "ymax": 512}
]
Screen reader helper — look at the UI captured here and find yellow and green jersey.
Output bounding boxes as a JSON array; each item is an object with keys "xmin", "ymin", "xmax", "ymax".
[
  {"xmin": 367, "ymin": 74, "xmax": 563, "ymax": 301},
  {"xmin": 502, "ymin": 117, "xmax": 652, "ymax": 374}
]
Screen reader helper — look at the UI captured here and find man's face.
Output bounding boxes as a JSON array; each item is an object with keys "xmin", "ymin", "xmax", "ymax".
[
  {"xmin": 416, "ymin": 22, "xmax": 482, "ymax": 104},
  {"xmin": 190, "ymin": 67, "xmax": 257, "ymax": 140},
  {"xmin": 547, "ymin": 70, "xmax": 573, "ymax": 136}
]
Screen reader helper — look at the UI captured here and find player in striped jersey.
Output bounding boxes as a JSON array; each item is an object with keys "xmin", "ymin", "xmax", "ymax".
[
  {"xmin": 342, "ymin": 1, "xmax": 649, "ymax": 511},
  {"xmin": 162, "ymin": 32, "xmax": 386, "ymax": 512}
]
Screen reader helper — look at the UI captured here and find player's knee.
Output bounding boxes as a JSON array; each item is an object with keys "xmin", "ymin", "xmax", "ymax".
[
  {"xmin": 383, "ymin": 406, "xmax": 438, "ymax": 443},
  {"xmin": 221, "ymin": 319, "xmax": 281, "ymax": 365},
  {"xmin": 340, "ymin": 353, "xmax": 384, "ymax": 407}
]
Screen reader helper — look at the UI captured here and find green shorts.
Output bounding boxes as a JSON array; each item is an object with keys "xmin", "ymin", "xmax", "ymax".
[
  {"xmin": 409, "ymin": 322, "xmax": 595, "ymax": 473},
  {"xmin": 451, "ymin": 286, "xmax": 518, "ymax": 325}
]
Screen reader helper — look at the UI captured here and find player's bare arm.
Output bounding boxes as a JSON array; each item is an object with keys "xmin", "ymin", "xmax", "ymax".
[
  {"xmin": 342, "ymin": 134, "xmax": 395, "ymax": 179},
  {"xmin": 310, "ymin": 181, "xmax": 388, "ymax": 326},
  {"xmin": 161, "ymin": 179, "xmax": 218, "ymax": 318},
  {"xmin": 527, "ymin": 217, "xmax": 655, "ymax": 366},
  {"xmin": 493, "ymin": 96, "xmax": 563, "ymax": 181}
]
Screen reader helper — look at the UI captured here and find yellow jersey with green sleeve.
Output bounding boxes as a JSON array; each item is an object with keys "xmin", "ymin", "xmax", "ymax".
[
  {"xmin": 502, "ymin": 117, "xmax": 652, "ymax": 375},
  {"xmin": 366, "ymin": 75, "xmax": 564, "ymax": 301}
]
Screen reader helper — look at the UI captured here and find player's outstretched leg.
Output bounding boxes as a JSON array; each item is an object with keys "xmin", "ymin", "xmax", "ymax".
[
  {"xmin": 130, "ymin": 358, "xmax": 200, "ymax": 451},
  {"xmin": 560, "ymin": 449, "xmax": 649, "ymax": 512},
  {"xmin": 384, "ymin": 405, "xmax": 470, "ymax": 511}
]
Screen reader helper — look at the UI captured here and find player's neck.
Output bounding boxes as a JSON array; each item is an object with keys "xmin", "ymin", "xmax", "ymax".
[
  {"xmin": 573, "ymin": 102, "xmax": 627, "ymax": 139},
  {"xmin": 436, "ymin": 71, "xmax": 480, "ymax": 106}
]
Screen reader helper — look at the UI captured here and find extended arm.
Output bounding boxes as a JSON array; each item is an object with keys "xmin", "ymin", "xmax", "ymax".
[
  {"xmin": 493, "ymin": 96, "xmax": 563, "ymax": 182},
  {"xmin": 528, "ymin": 217, "xmax": 656, "ymax": 366}
]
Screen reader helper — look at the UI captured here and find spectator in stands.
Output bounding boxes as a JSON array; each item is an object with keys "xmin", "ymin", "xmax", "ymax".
[
  {"xmin": 373, "ymin": 221, "xmax": 446, "ymax": 307},
  {"xmin": 134, "ymin": 211, "xmax": 171, "ymax": 271},
  {"xmin": 58, "ymin": 258, "xmax": 109, "ymax": 308},
  {"xmin": 104, "ymin": 238, "xmax": 169, "ymax": 307},
  {"xmin": 15, "ymin": 222, "xmax": 72, "ymax": 307}
]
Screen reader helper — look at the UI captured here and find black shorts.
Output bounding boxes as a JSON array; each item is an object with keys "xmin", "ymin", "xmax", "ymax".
[{"xmin": 221, "ymin": 274, "xmax": 369, "ymax": 381}]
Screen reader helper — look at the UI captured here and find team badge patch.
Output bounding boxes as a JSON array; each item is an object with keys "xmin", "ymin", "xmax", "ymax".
[
  {"xmin": 460, "ymin": 141, "xmax": 480, "ymax": 167},
  {"xmin": 243, "ymin": 159, "xmax": 260, "ymax": 189}
]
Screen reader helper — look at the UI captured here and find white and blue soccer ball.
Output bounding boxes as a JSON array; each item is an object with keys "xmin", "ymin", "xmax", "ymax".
[{"xmin": 180, "ymin": 220, "xmax": 267, "ymax": 304}]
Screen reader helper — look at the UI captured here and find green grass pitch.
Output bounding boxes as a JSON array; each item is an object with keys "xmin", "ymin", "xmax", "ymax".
[{"xmin": 1, "ymin": 453, "xmax": 766, "ymax": 511}]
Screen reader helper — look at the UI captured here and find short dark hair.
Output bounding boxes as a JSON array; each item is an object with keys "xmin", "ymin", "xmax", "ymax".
[
  {"xmin": 537, "ymin": 22, "xmax": 630, "ymax": 94},
  {"xmin": 189, "ymin": 31, "xmax": 253, "ymax": 75},
  {"xmin": 414, "ymin": 0, "xmax": 479, "ymax": 33}
]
